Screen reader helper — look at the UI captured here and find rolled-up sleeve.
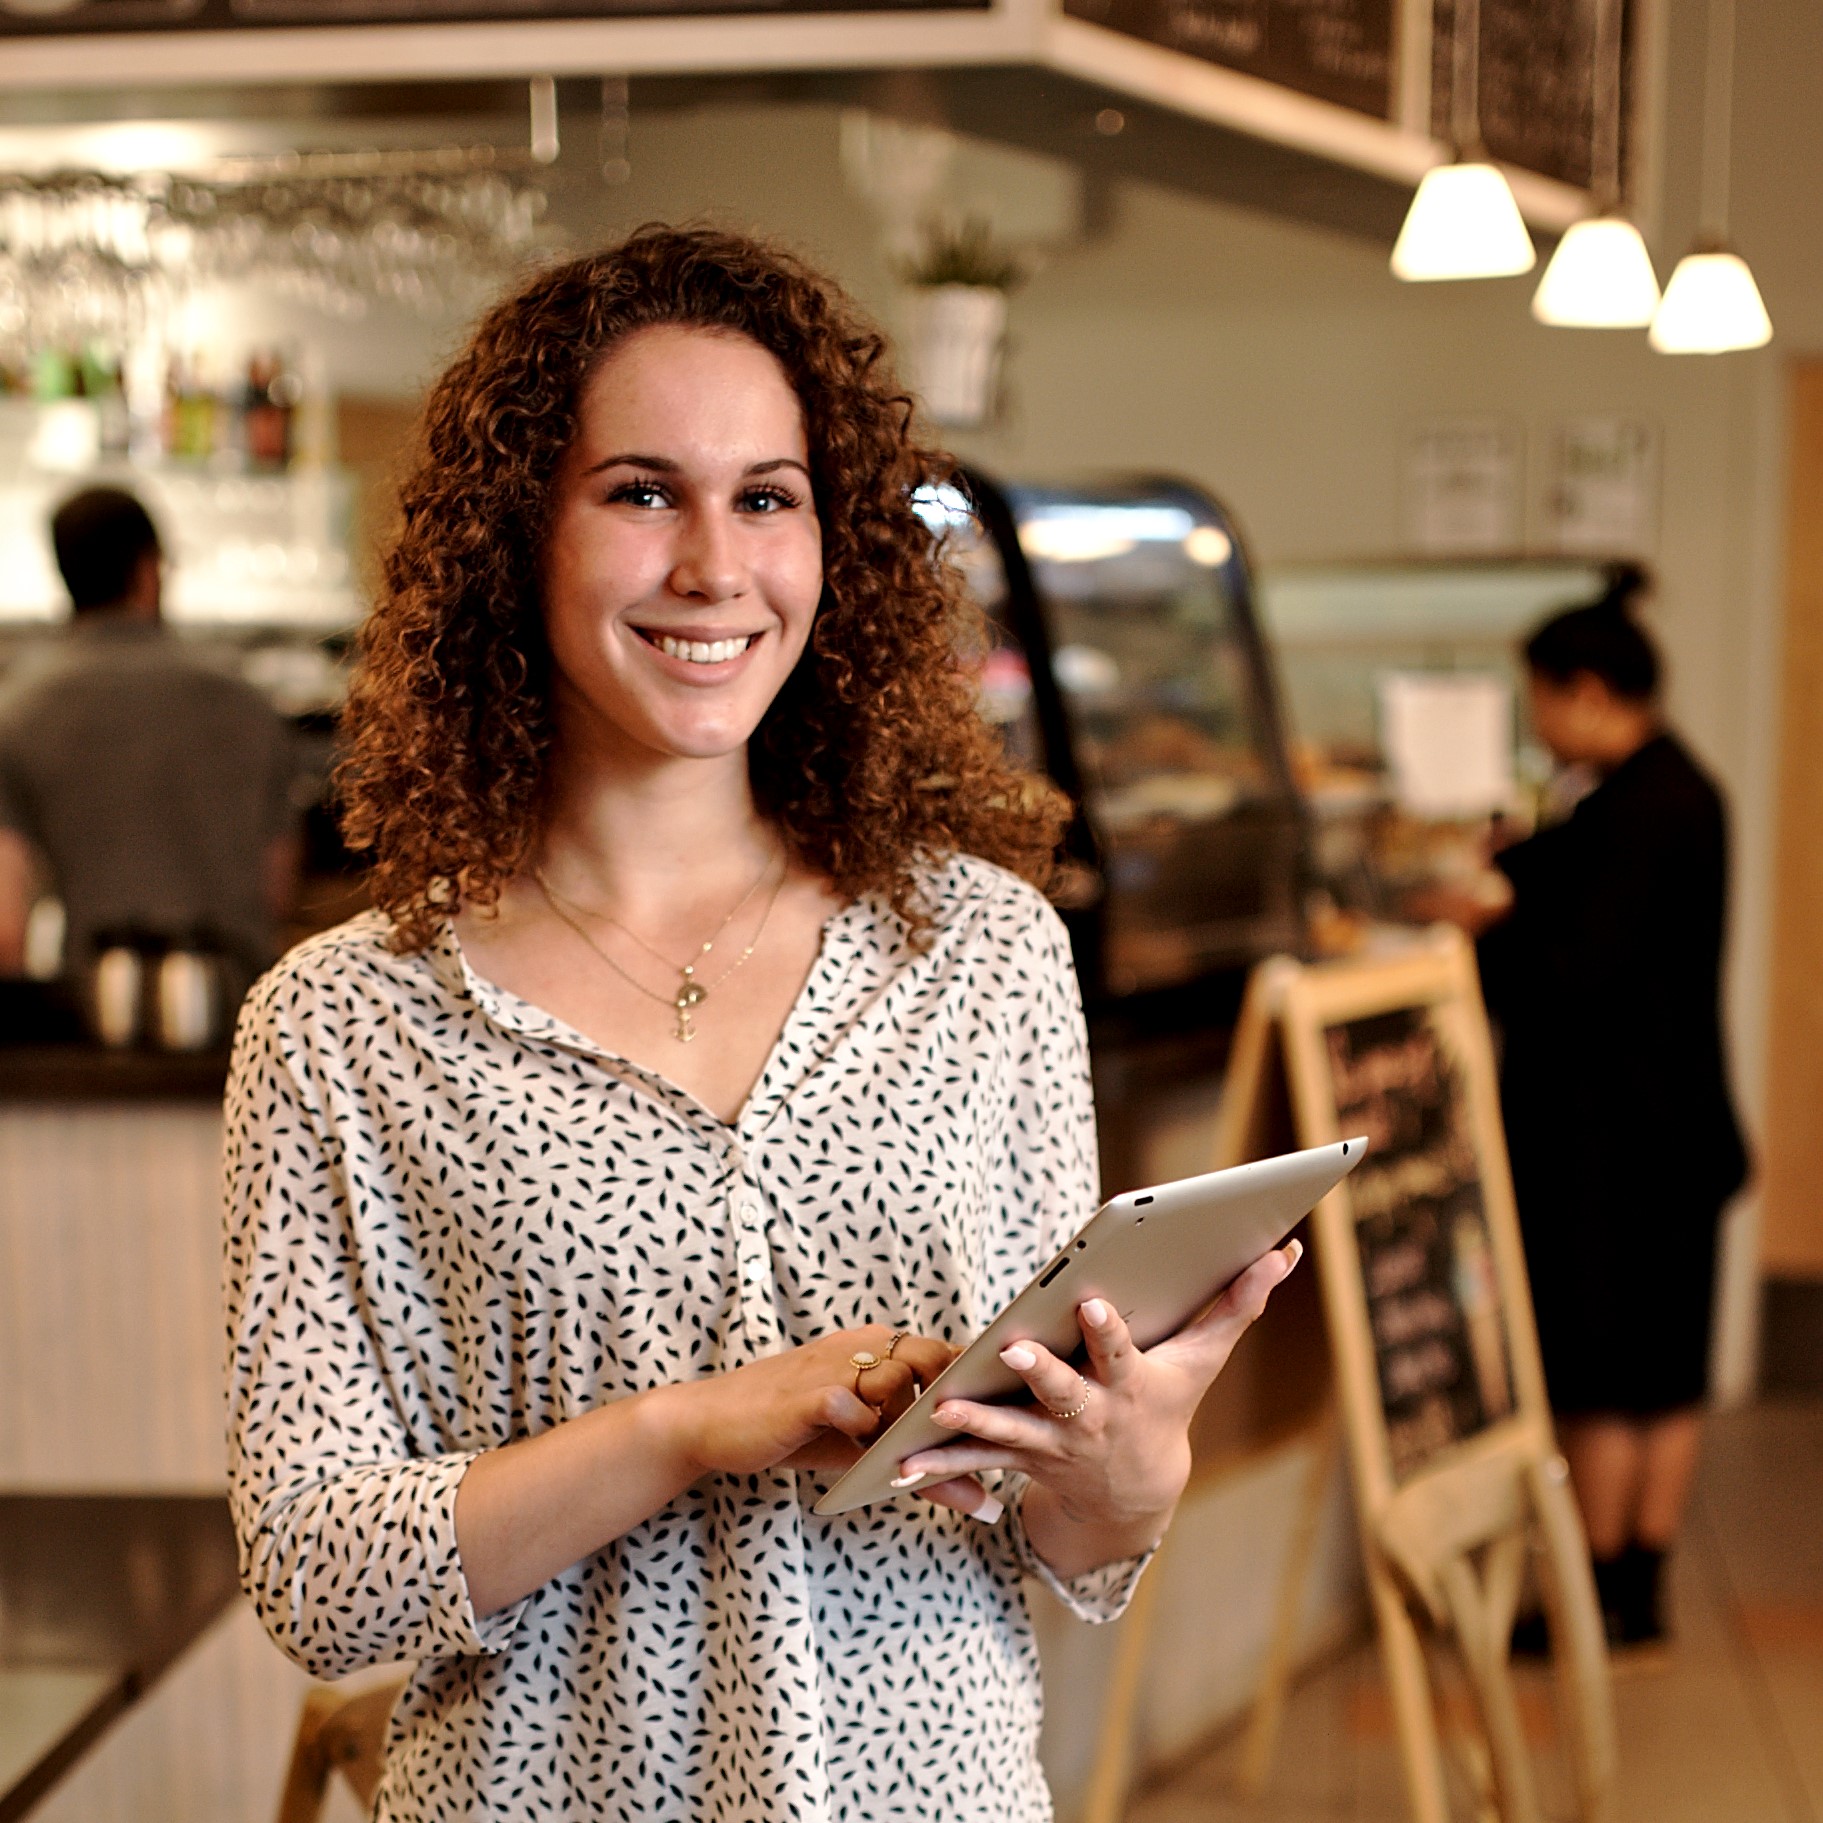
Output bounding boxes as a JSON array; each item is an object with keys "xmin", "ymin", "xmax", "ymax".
[
  {"xmin": 1002, "ymin": 1473, "xmax": 1157, "ymax": 1622},
  {"xmin": 993, "ymin": 901, "xmax": 1154, "ymax": 1623},
  {"xmin": 222, "ymin": 977, "xmax": 527, "ymax": 1679}
]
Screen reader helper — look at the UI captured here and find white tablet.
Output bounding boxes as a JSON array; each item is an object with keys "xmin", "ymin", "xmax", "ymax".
[{"xmin": 812, "ymin": 1137, "xmax": 1367, "ymax": 1517}]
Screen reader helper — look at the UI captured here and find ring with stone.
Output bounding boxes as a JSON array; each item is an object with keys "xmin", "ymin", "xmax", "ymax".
[{"xmin": 850, "ymin": 1349, "xmax": 885, "ymax": 1405}]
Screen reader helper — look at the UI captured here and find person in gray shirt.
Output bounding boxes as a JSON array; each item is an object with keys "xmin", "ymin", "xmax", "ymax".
[{"xmin": 0, "ymin": 487, "xmax": 301, "ymax": 996}]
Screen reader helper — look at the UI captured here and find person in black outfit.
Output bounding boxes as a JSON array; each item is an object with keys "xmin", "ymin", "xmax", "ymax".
[{"xmin": 1472, "ymin": 571, "xmax": 1748, "ymax": 1651}]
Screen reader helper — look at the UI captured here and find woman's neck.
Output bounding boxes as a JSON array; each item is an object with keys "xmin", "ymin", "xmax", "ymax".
[
  {"xmin": 536, "ymin": 734, "xmax": 777, "ymax": 930},
  {"xmin": 1591, "ymin": 706, "xmax": 1661, "ymax": 773}
]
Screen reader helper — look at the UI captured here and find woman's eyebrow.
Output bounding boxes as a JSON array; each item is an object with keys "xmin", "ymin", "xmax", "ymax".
[
  {"xmin": 580, "ymin": 453, "xmax": 811, "ymax": 480},
  {"xmin": 581, "ymin": 452, "xmax": 679, "ymax": 478}
]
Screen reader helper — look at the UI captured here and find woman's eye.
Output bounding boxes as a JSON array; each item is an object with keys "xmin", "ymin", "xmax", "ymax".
[
  {"xmin": 607, "ymin": 481, "xmax": 671, "ymax": 509},
  {"xmin": 741, "ymin": 485, "xmax": 801, "ymax": 514}
]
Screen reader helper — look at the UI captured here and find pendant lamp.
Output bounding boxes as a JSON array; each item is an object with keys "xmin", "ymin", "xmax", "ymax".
[
  {"xmin": 1532, "ymin": 0, "xmax": 1660, "ymax": 326},
  {"xmin": 1650, "ymin": 241, "xmax": 1771, "ymax": 352},
  {"xmin": 1392, "ymin": 0, "xmax": 1535, "ymax": 282},
  {"xmin": 1649, "ymin": 0, "xmax": 1771, "ymax": 353}
]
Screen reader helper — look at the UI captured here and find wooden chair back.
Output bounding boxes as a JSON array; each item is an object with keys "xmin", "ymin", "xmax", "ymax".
[{"xmin": 273, "ymin": 1675, "xmax": 408, "ymax": 1823}]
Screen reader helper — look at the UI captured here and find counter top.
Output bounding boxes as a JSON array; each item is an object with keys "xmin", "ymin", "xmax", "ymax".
[
  {"xmin": 0, "ymin": 980, "xmax": 230, "ymax": 1102},
  {"xmin": 0, "ymin": 1496, "xmax": 240, "ymax": 1821},
  {"xmin": 0, "ymin": 1046, "xmax": 230, "ymax": 1103}
]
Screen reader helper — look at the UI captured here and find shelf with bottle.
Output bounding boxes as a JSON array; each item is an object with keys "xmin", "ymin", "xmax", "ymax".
[
  {"xmin": 3, "ymin": 339, "xmax": 325, "ymax": 473},
  {"xmin": 161, "ymin": 349, "xmax": 307, "ymax": 472},
  {"xmin": 0, "ymin": 396, "xmax": 362, "ymax": 632}
]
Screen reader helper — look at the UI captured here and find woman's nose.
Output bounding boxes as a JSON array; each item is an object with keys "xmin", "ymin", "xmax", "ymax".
[{"xmin": 669, "ymin": 508, "xmax": 747, "ymax": 603}]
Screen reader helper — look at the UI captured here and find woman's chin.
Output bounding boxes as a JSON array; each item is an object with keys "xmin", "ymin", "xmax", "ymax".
[
  {"xmin": 636, "ymin": 713, "xmax": 766, "ymax": 765},
  {"xmin": 557, "ymin": 694, "xmax": 765, "ymax": 768}
]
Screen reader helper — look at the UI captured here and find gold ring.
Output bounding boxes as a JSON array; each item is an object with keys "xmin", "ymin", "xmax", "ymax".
[
  {"xmin": 884, "ymin": 1331, "xmax": 908, "ymax": 1359},
  {"xmin": 851, "ymin": 1349, "xmax": 884, "ymax": 1406},
  {"xmin": 1045, "ymin": 1376, "xmax": 1091, "ymax": 1421}
]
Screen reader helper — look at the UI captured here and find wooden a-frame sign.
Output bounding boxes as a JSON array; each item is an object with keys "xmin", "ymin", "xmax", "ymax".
[{"xmin": 1216, "ymin": 928, "xmax": 1618, "ymax": 1823}]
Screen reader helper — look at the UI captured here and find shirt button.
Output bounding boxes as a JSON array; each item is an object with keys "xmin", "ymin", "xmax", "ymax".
[
  {"xmin": 742, "ymin": 1255, "xmax": 769, "ymax": 1286},
  {"xmin": 739, "ymin": 1197, "xmax": 764, "ymax": 1227}
]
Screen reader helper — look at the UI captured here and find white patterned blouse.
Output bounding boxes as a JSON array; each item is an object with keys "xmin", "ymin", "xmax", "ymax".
[{"xmin": 223, "ymin": 854, "xmax": 1148, "ymax": 1823}]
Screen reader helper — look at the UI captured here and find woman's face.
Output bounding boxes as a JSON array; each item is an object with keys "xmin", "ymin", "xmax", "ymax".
[
  {"xmin": 542, "ymin": 324, "xmax": 824, "ymax": 766},
  {"xmin": 1527, "ymin": 668, "xmax": 1615, "ymax": 765}
]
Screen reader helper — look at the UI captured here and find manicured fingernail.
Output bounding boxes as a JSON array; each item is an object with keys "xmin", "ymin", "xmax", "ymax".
[
  {"xmin": 1000, "ymin": 1344, "xmax": 1036, "ymax": 1371},
  {"xmin": 934, "ymin": 1405, "xmax": 964, "ymax": 1427},
  {"xmin": 891, "ymin": 1472, "xmax": 923, "ymax": 1488},
  {"xmin": 1082, "ymin": 1299, "xmax": 1110, "ymax": 1327},
  {"xmin": 966, "ymin": 1490, "xmax": 1005, "ymax": 1526},
  {"xmin": 1285, "ymin": 1239, "xmax": 1304, "ymax": 1266}
]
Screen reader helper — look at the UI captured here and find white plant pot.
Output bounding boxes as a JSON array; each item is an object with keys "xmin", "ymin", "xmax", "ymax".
[{"xmin": 913, "ymin": 284, "xmax": 1008, "ymax": 428}]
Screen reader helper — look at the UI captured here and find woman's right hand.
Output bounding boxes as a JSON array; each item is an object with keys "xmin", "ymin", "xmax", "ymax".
[
  {"xmin": 458, "ymin": 1325, "xmax": 969, "ymax": 1618},
  {"xmin": 667, "ymin": 1326, "xmax": 957, "ymax": 1479}
]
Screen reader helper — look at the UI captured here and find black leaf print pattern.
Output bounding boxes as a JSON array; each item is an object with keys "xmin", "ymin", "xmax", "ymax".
[{"xmin": 223, "ymin": 855, "xmax": 1149, "ymax": 1822}]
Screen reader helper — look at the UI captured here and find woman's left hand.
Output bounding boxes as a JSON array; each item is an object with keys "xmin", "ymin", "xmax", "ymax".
[{"xmin": 894, "ymin": 1239, "xmax": 1303, "ymax": 1549}]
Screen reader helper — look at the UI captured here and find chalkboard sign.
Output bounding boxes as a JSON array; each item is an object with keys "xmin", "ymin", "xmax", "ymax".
[
  {"xmin": 1430, "ymin": 0, "xmax": 1637, "ymax": 192},
  {"xmin": 1325, "ymin": 1005, "xmax": 1514, "ymax": 1479},
  {"xmin": 1062, "ymin": 0, "xmax": 1396, "ymax": 120},
  {"xmin": 1214, "ymin": 934, "xmax": 1615, "ymax": 1823},
  {"xmin": 1262, "ymin": 932, "xmax": 1548, "ymax": 1498}
]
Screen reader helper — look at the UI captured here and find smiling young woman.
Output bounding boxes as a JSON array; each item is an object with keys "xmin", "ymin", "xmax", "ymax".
[{"xmin": 222, "ymin": 226, "xmax": 1298, "ymax": 1822}]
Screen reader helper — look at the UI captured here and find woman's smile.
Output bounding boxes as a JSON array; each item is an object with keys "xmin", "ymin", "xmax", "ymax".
[
  {"xmin": 642, "ymin": 631, "xmax": 757, "ymax": 666},
  {"xmin": 626, "ymin": 623, "xmax": 766, "ymax": 678}
]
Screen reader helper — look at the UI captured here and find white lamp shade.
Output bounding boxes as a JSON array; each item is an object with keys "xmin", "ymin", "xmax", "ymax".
[
  {"xmin": 1648, "ymin": 249, "xmax": 1773, "ymax": 353},
  {"xmin": 1531, "ymin": 217, "xmax": 1661, "ymax": 326},
  {"xmin": 1391, "ymin": 162, "xmax": 1537, "ymax": 282}
]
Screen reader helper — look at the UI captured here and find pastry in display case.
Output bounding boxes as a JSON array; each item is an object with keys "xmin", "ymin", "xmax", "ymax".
[{"xmin": 924, "ymin": 470, "xmax": 1306, "ymax": 1005}]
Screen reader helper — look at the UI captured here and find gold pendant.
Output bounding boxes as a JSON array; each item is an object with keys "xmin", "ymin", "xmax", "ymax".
[{"xmin": 674, "ymin": 976, "xmax": 706, "ymax": 1044}]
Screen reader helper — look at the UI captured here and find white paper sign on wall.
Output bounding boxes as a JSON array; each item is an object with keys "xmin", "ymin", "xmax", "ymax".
[
  {"xmin": 1546, "ymin": 417, "xmax": 1659, "ymax": 556},
  {"xmin": 1378, "ymin": 671, "xmax": 1517, "ymax": 819},
  {"xmin": 1403, "ymin": 418, "xmax": 1524, "ymax": 556}
]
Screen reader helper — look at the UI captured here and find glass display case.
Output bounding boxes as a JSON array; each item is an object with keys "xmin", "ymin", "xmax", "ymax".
[
  {"xmin": 1253, "ymin": 559, "xmax": 1611, "ymax": 922},
  {"xmin": 936, "ymin": 471, "xmax": 1305, "ymax": 1006}
]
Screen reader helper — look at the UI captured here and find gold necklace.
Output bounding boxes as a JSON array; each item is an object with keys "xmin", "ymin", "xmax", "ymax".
[{"xmin": 534, "ymin": 855, "xmax": 786, "ymax": 1044}]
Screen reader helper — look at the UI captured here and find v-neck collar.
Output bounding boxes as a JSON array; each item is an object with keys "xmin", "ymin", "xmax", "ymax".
[{"xmin": 433, "ymin": 897, "xmax": 877, "ymax": 1143}]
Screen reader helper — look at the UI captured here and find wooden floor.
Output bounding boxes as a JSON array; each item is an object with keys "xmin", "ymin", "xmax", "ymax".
[{"xmin": 1129, "ymin": 1397, "xmax": 1823, "ymax": 1823}]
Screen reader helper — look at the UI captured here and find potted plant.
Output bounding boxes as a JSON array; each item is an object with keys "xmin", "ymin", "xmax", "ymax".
[{"xmin": 898, "ymin": 217, "xmax": 1024, "ymax": 429}]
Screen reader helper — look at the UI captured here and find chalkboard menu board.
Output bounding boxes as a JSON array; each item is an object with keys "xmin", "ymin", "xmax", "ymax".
[
  {"xmin": 1062, "ymin": 0, "xmax": 1395, "ymax": 119},
  {"xmin": 1430, "ymin": 0, "xmax": 1636, "ymax": 192},
  {"xmin": 1325, "ymin": 1004, "xmax": 1514, "ymax": 1480},
  {"xmin": 1221, "ymin": 938, "xmax": 1614, "ymax": 1823}
]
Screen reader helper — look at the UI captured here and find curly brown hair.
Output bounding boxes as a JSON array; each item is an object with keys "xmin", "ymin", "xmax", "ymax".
[{"xmin": 338, "ymin": 223, "xmax": 1068, "ymax": 952}]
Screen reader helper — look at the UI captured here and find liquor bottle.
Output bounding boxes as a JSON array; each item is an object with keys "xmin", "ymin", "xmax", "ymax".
[
  {"xmin": 243, "ymin": 352, "xmax": 296, "ymax": 470},
  {"xmin": 165, "ymin": 354, "xmax": 216, "ymax": 461},
  {"xmin": 95, "ymin": 356, "xmax": 130, "ymax": 457}
]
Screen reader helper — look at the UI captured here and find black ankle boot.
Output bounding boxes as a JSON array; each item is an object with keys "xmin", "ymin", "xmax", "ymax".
[
  {"xmin": 1590, "ymin": 1553, "xmax": 1631, "ymax": 1647},
  {"xmin": 1615, "ymin": 1543, "xmax": 1667, "ymax": 1645}
]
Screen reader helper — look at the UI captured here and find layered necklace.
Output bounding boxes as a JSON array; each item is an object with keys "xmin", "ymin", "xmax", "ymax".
[{"xmin": 534, "ymin": 852, "xmax": 787, "ymax": 1044}]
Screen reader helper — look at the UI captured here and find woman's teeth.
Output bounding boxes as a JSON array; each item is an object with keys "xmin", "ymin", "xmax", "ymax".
[{"xmin": 656, "ymin": 634, "xmax": 753, "ymax": 665}]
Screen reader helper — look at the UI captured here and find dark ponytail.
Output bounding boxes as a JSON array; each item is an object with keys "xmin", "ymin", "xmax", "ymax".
[{"xmin": 1523, "ymin": 562, "xmax": 1661, "ymax": 703}]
